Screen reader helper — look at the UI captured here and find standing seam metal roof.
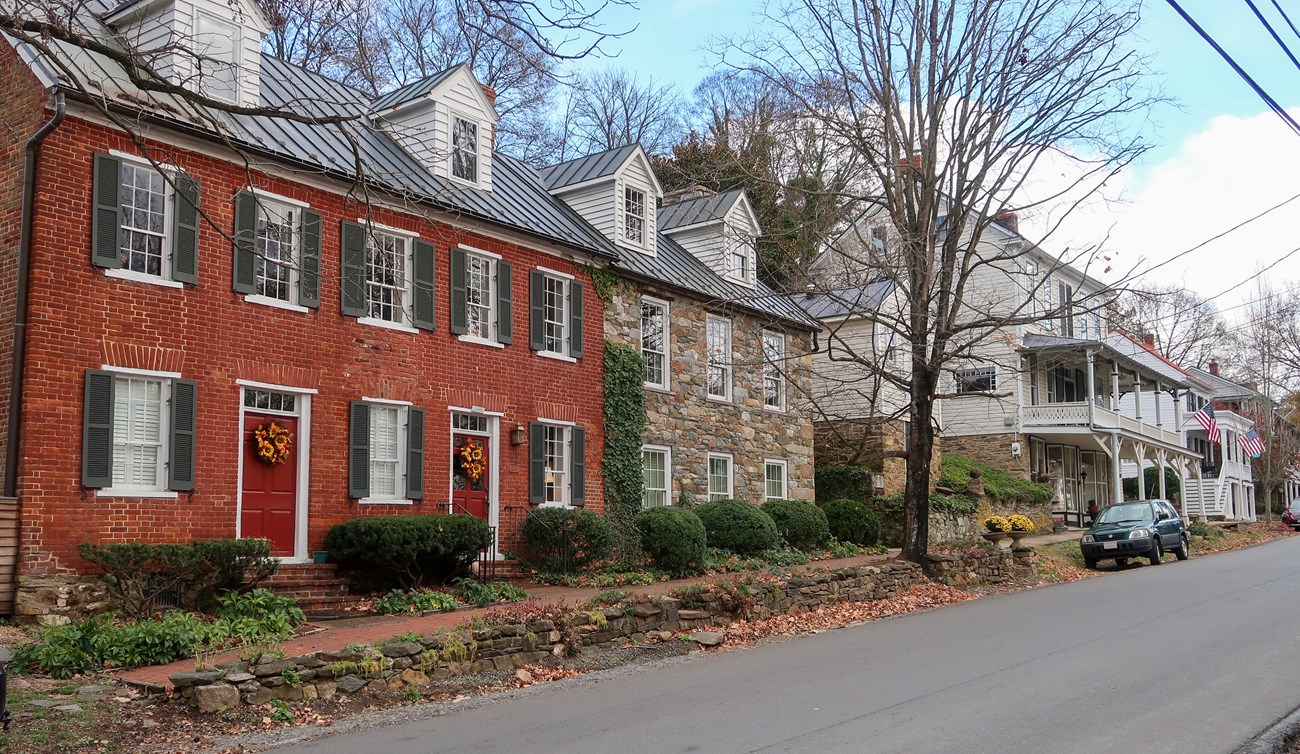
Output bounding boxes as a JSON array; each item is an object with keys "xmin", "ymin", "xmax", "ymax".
[
  {"xmin": 369, "ymin": 65, "xmax": 464, "ymax": 113},
  {"xmin": 658, "ymin": 190, "xmax": 745, "ymax": 232},
  {"xmin": 539, "ymin": 145, "xmax": 638, "ymax": 191}
]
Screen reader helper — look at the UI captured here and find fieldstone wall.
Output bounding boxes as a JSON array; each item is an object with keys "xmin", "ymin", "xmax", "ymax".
[
  {"xmin": 605, "ymin": 281, "xmax": 815, "ymax": 503},
  {"xmin": 14, "ymin": 574, "xmax": 111, "ymax": 626},
  {"xmin": 173, "ymin": 550, "xmax": 1036, "ymax": 712},
  {"xmin": 941, "ymin": 433, "xmax": 1032, "ymax": 479}
]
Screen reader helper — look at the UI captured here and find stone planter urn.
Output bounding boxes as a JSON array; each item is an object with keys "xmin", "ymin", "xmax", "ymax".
[
  {"xmin": 981, "ymin": 531, "xmax": 1011, "ymax": 549},
  {"xmin": 1008, "ymin": 531, "xmax": 1032, "ymax": 547}
]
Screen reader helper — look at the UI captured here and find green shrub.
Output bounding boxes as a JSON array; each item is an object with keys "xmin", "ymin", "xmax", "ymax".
[
  {"xmin": 374, "ymin": 588, "xmax": 459, "ymax": 615},
  {"xmin": 814, "ymin": 465, "xmax": 874, "ymax": 503},
  {"xmin": 760, "ymin": 499, "xmax": 831, "ymax": 550},
  {"xmin": 77, "ymin": 538, "xmax": 278, "ymax": 619},
  {"xmin": 326, "ymin": 514, "xmax": 491, "ymax": 589},
  {"xmin": 820, "ymin": 498, "xmax": 881, "ymax": 546},
  {"xmin": 1121, "ymin": 467, "xmax": 1181, "ymax": 501},
  {"xmin": 938, "ymin": 453, "xmax": 1052, "ymax": 505},
  {"xmin": 522, "ymin": 508, "xmax": 615, "ymax": 571},
  {"xmin": 693, "ymin": 499, "xmax": 779, "ymax": 554},
  {"xmin": 208, "ymin": 588, "xmax": 305, "ymax": 638},
  {"xmin": 635, "ymin": 506, "xmax": 708, "ymax": 574}
]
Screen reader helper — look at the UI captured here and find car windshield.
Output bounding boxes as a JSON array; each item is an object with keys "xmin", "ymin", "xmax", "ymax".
[{"xmin": 1096, "ymin": 503, "xmax": 1153, "ymax": 524}]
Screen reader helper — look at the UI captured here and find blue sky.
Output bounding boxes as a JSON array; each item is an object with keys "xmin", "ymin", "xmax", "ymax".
[{"xmin": 573, "ymin": 0, "xmax": 1300, "ymax": 309}]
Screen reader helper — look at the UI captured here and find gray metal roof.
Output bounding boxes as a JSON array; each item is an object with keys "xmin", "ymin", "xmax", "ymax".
[
  {"xmin": 1104, "ymin": 332, "xmax": 1190, "ymax": 386},
  {"xmin": 658, "ymin": 190, "xmax": 744, "ymax": 232},
  {"xmin": 794, "ymin": 280, "xmax": 897, "ymax": 320},
  {"xmin": 1184, "ymin": 366, "xmax": 1256, "ymax": 400},
  {"xmin": 370, "ymin": 65, "xmax": 464, "ymax": 112},
  {"xmin": 1022, "ymin": 334, "xmax": 1190, "ymax": 388},
  {"xmin": 540, "ymin": 145, "xmax": 638, "ymax": 191}
]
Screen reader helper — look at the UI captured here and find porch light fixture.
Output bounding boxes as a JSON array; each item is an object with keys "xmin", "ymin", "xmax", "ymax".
[{"xmin": 510, "ymin": 423, "xmax": 527, "ymax": 446}]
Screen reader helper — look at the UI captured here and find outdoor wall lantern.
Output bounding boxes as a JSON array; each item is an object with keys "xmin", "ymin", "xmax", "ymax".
[{"xmin": 510, "ymin": 423, "xmax": 527, "ymax": 446}]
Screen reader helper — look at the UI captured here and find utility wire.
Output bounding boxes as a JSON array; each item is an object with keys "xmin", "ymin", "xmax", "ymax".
[
  {"xmin": 1269, "ymin": 0, "xmax": 1300, "ymax": 46},
  {"xmin": 1244, "ymin": 0, "xmax": 1300, "ymax": 75}
]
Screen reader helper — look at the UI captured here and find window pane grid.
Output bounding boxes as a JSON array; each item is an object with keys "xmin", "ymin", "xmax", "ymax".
[
  {"xmin": 543, "ymin": 275, "xmax": 568, "ymax": 353},
  {"xmin": 707, "ymin": 317, "xmax": 732, "ymax": 399},
  {"xmin": 366, "ymin": 231, "xmax": 407, "ymax": 323},
  {"xmin": 465, "ymin": 254, "xmax": 494, "ymax": 339},
  {"xmin": 369, "ymin": 406, "xmax": 401, "ymax": 498},
  {"xmin": 544, "ymin": 424, "xmax": 568, "ymax": 504},
  {"xmin": 765, "ymin": 462, "xmax": 786, "ymax": 501},
  {"xmin": 256, "ymin": 204, "xmax": 296, "ymax": 302},
  {"xmin": 452, "ymin": 414, "xmax": 488, "ymax": 433},
  {"xmin": 956, "ymin": 368, "xmax": 997, "ymax": 394},
  {"xmin": 640, "ymin": 301, "xmax": 666, "ymax": 387},
  {"xmin": 243, "ymin": 389, "xmax": 295, "ymax": 413},
  {"xmin": 113, "ymin": 376, "xmax": 164, "ymax": 489},
  {"xmin": 708, "ymin": 456, "xmax": 731, "ymax": 501},
  {"xmin": 642, "ymin": 449, "xmax": 668, "ymax": 508},
  {"xmin": 624, "ymin": 187, "xmax": 645, "ymax": 245},
  {"xmin": 119, "ymin": 164, "xmax": 167, "ymax": 276},
  {"xmin": 452, "ymin": 117, "xmax": 478, "ymax": 182},
  {"xmin": 763, "ymin": 332, "xmax": 785, "ymax": 408}
]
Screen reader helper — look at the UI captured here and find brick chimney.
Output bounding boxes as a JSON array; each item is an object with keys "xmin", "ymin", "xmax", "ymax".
[
  {"xmin": 1209, "ymin": 358, "xmax": 1219, "ymax": 376},
  {"xmin": 479, "ymin": 84, "xmax": 497, "ymax": 151},
  {"xmin": 898, "ymin": 154, "xmax": 923, "ymax": 175},
  {"xmin": 1142, "ymin": 333, "xmax": 1155, "ymax": 347},
  {"xmin": 994, "ymin": 210, "xmax": 1019, "ymax": 234},
  {"xmin": 663, "ymin": 185, "xmax": 717, "ymax": 206}
]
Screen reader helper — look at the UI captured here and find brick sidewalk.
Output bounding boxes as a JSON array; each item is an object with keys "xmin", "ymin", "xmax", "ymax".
[{"xmin": 115, "ymin": 550, "xmax": 912, "ymax": 690}]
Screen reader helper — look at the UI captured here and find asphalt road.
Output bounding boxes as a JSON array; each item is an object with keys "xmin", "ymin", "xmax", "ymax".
[{"xmin": 278, "ymin": 537, "xmax": 1300, "ymax": 754}]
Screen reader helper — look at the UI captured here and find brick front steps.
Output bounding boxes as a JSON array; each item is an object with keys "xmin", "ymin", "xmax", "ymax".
[{"xmin": 264, "ymin": 564, "xmax": 364, "ymax": 617}]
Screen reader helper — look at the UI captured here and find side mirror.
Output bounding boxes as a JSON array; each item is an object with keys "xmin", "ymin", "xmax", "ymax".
[{"xmin": 1156, "ymin": 512, "xmax": 1169, "ymax": 521}]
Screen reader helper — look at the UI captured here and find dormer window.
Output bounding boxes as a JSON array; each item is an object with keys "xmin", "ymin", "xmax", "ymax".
[
  {"xmin": 729, "ymin": 239, "xmax": 753, "ymax": 284},
  {"xmin": 451, "ymin": 115, "xmax": 479, "ymax": 184},
  {"xmin": 624, "ymin": 186, "xmax": 647, "ymax": 246},
  {"xmin": 194, "ymin": 14, "xmax": 240, "ymax": 104}
]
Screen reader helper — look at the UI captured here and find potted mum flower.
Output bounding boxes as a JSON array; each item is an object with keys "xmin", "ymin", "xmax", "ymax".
[
  {"xmin": 981, "ymin": 516, "xmax": 1012, "ymax": 549},
  {"xmin": 1007, "ymin": 514, "xmax": 1035, "ymax": 546}
]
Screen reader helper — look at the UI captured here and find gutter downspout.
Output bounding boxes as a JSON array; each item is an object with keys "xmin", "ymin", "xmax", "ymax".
[{"xmin": 4, "ymin": 90, "xmax": 65, "ymax": 498}]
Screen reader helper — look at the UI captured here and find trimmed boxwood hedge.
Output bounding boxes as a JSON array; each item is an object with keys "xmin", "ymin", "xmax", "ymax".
[
  {"xmin": 820, "ymin": 498, "xmax": 881, "ymax": 546},
  {"xmin": 326, "ymin": 514, "xmax": 491, "ymax": 588},
  {"xmin": 523, "ymin": 508, "xmax": 616, "ymax": 571},
  {"xmin": 694, "ymin": 499, "xmax": 779, "ymax": 554},
  {"xmin": 760, "ymin": 499, "xmax": 831, "ymax": 550},
  {"xmin": 636, "ymin": 506, "xmax": 708, "ymax": 574}
]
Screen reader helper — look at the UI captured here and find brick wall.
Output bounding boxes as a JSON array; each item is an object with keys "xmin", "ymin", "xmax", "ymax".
[{"xmin": 15, "ymin": 109, "xmax": 606, "ymax": 578}]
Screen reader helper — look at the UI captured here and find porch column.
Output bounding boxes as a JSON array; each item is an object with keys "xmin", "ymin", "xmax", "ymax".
[
  {"xmin": 1133, "ymin": 441, "xmax": 1148, "ymax": 498},
  {"xmin": 1193, "ymin": 463, "xmax": 1205, "ymax": 522},
  {"xmin": 1154, "ymin": 380, "xmax": 1163, "ymax": 428},
  {"xmin": 1155, "ymin": 448, "xmax": 1168, "ymax": 499},
  {"xmin": 1134, "ymin": 374, "xmax": 1143, "ymax": 423},
  {"xmin": 1086, "ymin": 353, "xmax": 1096, "ymax": 426},
  {"xmin": 1173, "ymin": 389, "xmax": 1183, "ymax": 436},
  {"xmin": 1111, "ymin": 434, "xmax": 1124, "ymax": 504},
  {"xmin": 1111, "ymin": 362, "xmax": 1121, "ymax": 411}
]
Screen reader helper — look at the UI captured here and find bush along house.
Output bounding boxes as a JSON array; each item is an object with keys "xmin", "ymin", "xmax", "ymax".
[
  {"xmin": 538, "ymin": 151, "xmax": 819, "ymax": 507},
  {"xmin": 0, "ymin": 0, "xmax": 615, "ymax": 622}
]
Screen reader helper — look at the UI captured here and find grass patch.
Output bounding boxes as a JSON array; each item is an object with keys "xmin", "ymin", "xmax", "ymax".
[{"xmin": 939, "ymin": 453, "xmax": 1052, "ymax": 505}]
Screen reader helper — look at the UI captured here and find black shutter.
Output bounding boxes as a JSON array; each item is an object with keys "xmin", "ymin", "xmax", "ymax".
[
  {"xmin": 168, "ymin": 379, "xmax": 197, "ymax": 491},
  {"xmin": 348, "ymin": 401, "xmax": 370, "ymax": 499},
  {"xmin": 497, "ymin": 261, "xmax": 513, "ymax": 344},
  {"xmin": 405, "ymin": 407, "xmax": 425, "ymax": 500},
  {"xmin": 570, "ymin": 281, "xmax": 584, "ymax": 359},
  {"xmin": 412, "ymin": 240, "xmax": 436, "ymax": 331},
  {"xmin": 171, "ymin": 174, "xmax": 200, "ymax": 284},
  {"xmin": 232, "ymin": 192, "xmax": 258, "ymax": 294},
  {"xmin": 82, "ymin": 370, "xmax": 115, "ymax": 488},
  {"xmin": 529, "ymin": 269, "xmax": 545, "ymax": 351},
  {"xmin": 340, "ymin": 221, "xmax": 366, "ymax": 317},
  {"xmin": 299, "ymin": 209, "xmax": 322, "ymax": 308},
  {"xmin": 91, "ymin": 153, "xmax": 122, "ymax": 269},
  {"xmin": 571, "ymin": 426, "xmax": 585, "ymax": 506},
  {"xmin": 449, "ymin": 247, "xmax": 468, "ymax": 334},
  {"xmin": 528, "ymin": 422, "xmax": 545, "ymax": 505}
]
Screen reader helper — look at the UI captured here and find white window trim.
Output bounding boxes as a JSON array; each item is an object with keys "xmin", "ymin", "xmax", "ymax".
[
  {"xmin": 109, "ymin": 149, "xmax": 180, "ymax": 174},
  {"xmin": 114, "ymin": 159, "xmax": 175, "ymax": 281},
  {"xmin": 536, "ymin": 416, "xmax": 577, "ymax": 427},
  {"xmin": 360, "ymin": 401, "xmax": 411, "ymax": 506},
  {"xmin": 362, "ymin": 396, "xmax": 413, "ymax": 406},
  {"xmin": 99, "ymin": 365, "xmax": 182, "ymax": 379},
  {"xmin": 538, "ymin": 352, "xmax": 578, "ymax": 364},
  {"xmin": 763, "ymin": 330, "xmax": 787, "ymax": 412},
  {"xmin": 457, "ymin": 243, "xmax": 501, "ymax": 260},
  {"xmin": 538, "ymin": 271, "xmax": 571, "ymax": 359},
  {"xmin": 458, "ymin": 334, "xmax": 506, "ymax": 349},
  {"xmin": 622, "ymin": 184, "xmax": 651, "ymax": 250},
  {"xmin": 237, "ymin": 379, "xmax": 319, "ymax": 395},
  {"xmin": 706, "ymin": 314, "xmax": 733, "ymax": 402},
  {"xmin": 538, "ymin": 421, "xmax": 573, "ymax": 508},
  {"xmin": 641, "ymin": 296, "xmax": 671, "ymax": 391},
  {"xmin": 193, "ymin": 11, "xmax": 243, "ymax": 105},
  {"xmin": 707, "ymin": 452, "xmax": 734, "ymax": 501},
  {"xmin": 244, "ymin": 294, "xmax": 309, "ymax": 314},
  {"xmin": 448, "ymin": 111, "xmax": 482, "ymax": 187},
  {"xmin": 448, "ymin": 405, "xmax": 506, "ymax": 417},
  {"xmin": 764, "ymin": 458, "xmax": 789, "ymax": 501},
  {"xmin": 358, "ymin": 316, "xmax": 420, "ymax": 334},
  {"xmin": 535, "ymin": 265, "xmax": 574, "ymax": 280},
  {"xmin": 355, "ymin": 218, "xmax": 419, "ymax": 238},
  {"xmin": 642, "ymin": 444, "xmax": 672, "ymax": 508},
  {"xmin": 100, "ymin": 373, "xmax": 174, "ymax": 498},
  {"xmin": 956, "ymin": 367, "xmax": 997, "ymax": 394},
  {"xmin": 248, "ymin": 187, "xmax": 310, "ymax": 208},
  {"xmin": 105, "ymin": 268, "xmax": 185, "ymax": 289}
]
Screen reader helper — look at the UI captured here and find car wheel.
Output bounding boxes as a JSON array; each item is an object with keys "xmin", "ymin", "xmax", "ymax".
[
  {"xmin": 1084, "ymin": 557, "xmax": 1098, "ymax": 569},
  {"xmin": 1148, "ymin": 538, "xmax": 1162, "ymax": 565},
  {"xmin": 1174, "ymin": 534, "xmax": 1189, "ymax": 561}
]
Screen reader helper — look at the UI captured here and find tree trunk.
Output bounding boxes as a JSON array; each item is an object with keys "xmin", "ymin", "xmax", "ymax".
[{"xmin": 901, "ymin": 370, "xmax": 937, "ymax": 564}]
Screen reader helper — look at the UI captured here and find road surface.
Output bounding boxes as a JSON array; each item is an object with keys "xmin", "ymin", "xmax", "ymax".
[{"xmin": 277, "ymin": 536, "xmax": 1300, "ymax": 753}]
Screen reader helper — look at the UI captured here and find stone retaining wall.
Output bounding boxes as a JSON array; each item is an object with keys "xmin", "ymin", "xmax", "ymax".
[{"xmin": 172, "ymin": 548, "xmax": 1036, "ymax": 712}]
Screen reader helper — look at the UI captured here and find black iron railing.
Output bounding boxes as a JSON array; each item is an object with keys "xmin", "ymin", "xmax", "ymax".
[
  {"xmin": 503, "ymin": 504, "xmax": 572, "ymax": 574},
  {"xmin": 438, "ymin": 500, "xmax": 499, "ymax": 582}
]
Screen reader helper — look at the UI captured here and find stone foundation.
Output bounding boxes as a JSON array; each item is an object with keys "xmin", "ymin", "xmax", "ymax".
[
  {"xmin": 172, "ymin": 550, "xmax": 1037, "ymax": 711},
  {"xmin": 14, "ymin": 574, "xmax": 112, "ymax": 626},
  {"xmin": 940, "ymin": 433, "xmax": 1032, "ymax": 480}
]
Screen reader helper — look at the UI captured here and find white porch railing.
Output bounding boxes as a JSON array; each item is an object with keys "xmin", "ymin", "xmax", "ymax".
[
  {"xmin": 1184, "ymin": 478, "xmax": 1224, "ymax": 518},
  {"xmin": 1023, "ymin": 403, "xmax": 1089, "ymax": 424},
  {"xmin": 1023, "ymin": 402, "xmax": 1183, "ymax": 446}
]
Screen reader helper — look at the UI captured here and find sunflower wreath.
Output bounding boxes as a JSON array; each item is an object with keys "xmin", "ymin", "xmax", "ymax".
[
  {"xmin": 459, "ymin": 438, "xmax": 486, "ymax": 482},
  {"xmin": 252, "ymin": 421, "xmax": 293, "ymax": 465}
]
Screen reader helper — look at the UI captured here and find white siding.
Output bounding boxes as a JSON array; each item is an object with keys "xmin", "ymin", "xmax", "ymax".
[
  {"xmin": 671, "ymin": 225, "xmax": 726, "ymax": 269},
  {"xmin": 378, "ymin": 67, "xmax": 497, "ymax": 188},
  {"xmin": 615, "ymin": 157, "xmax": 657, "ymax": 254},
  {"xmin": 561, "ymin": 183, "xmax": 617, "ymax": 242}
]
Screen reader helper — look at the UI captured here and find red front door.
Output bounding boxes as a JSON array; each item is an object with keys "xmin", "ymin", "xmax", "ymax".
[
  {"xmin": 241, "ymin": 413, "xmax": 298, "ymax": 556},
  {"xmin": 452, "ymin": 434, "xmax": 490, "ymax": 521}
]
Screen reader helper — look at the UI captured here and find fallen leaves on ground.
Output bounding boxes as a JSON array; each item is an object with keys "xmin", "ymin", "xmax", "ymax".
[
  {"xmin": 723, "ymin": 583, "xmax": 976, "ymax": 646},
  {"xmin": 513, "ymin": 664, "xmax": 584, "ymax": 687}
]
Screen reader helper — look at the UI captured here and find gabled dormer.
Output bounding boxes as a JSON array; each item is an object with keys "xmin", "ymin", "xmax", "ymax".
[
  {"xmin": 541, "ymin": 144, "xmax": 663, "ymax": 256},
  {"xmin": 104, "ymin": 0, "xmax": 269, "ymax": 107},
  {"xmin": 659, "ymin": 188, "xmax": 760, "ymax": 288},
  {"xmin": 371, "ymin": 64, "xmax": 499, "ymax": 191}
]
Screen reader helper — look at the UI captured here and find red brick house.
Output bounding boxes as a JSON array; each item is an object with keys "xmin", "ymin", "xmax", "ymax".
[{"xmin": 0, "ymin": 0, "xmax": 613, "ymax": 618}]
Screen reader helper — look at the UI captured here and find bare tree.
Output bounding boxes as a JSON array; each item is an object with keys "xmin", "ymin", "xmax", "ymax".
[
  {"xmin": 719, "ymin": 0, "xmax": 1156, "ymax": 562},
  {"xmin": 1227, "ymin": 279, "xmax": 1300, "ymax": 400},
  {"xmin": 1110, "ymin": 283, "xmax": 1229, "ymax": 370},
  {"xmin": 564, "ymin": 67, "xmax": 684, "ymax": 157}
]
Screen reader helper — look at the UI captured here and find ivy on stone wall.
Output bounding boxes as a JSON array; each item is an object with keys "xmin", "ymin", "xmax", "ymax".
[
  {"xmin": 603, "ymin": 341, "xmax": 648, "ymax": 558},
  {"xmin": 814, "ymin": 465, "xmax": 872, "ymax": 503}
]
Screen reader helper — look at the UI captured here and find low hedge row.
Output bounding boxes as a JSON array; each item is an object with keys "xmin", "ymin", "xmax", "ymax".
[{"xmin": 326, "ymin": 514, "xmax": 491, "ymax": 589}]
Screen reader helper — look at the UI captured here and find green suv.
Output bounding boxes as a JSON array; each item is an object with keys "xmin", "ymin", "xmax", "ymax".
[{"xmin": 1080, "ymin": 500, "xmax": 1189, "ymax": 569}]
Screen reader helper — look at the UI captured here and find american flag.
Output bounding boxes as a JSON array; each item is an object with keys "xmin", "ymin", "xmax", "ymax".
[
  {"xmin": 1193, "ymin": 404, "xmax": 1220, "ymax": 443},
  {"xmin": 1240, "ymin": 428, "xmax": 1266, "ymax": 458}
]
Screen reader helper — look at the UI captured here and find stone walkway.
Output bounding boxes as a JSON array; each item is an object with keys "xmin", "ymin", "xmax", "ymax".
[{"xmin": 114, "ymin": 533, "xmax": 1080, "ymax": 691}]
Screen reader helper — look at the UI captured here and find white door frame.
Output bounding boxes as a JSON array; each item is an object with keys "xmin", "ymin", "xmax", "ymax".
[
  {"xmin": 235, "ymin": 380, "xmax": 315, "ymax": 563},
  {"xmin": 448, "ymin": 407, "xmax": 501, "ymax": 557}
]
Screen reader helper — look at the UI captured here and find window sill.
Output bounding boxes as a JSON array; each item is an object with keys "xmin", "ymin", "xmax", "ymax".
[
  {"xmin": 763, "ymin": 404, "xmax": 787, "ymax": 414},
  {"xmin": 536, "ymin": 502, "xmax": 574, "ymax": 509},
  {"xmin": 245, "ymin": 294, "xmax": 308, "ymax": 313},
  {"xmin": 358, "ymin": 317, "xmax": 419, "ymax": 334},
  {"xmin": 359, "ymin": 498, "xmax": 414, "ymax": 506},
  {"xmin": 458, "ymin": 335, "xmax": 504, "ymax": 349},
  {"xmin": 537, "ymin": 351, "xmax": 577, "ymax": 363},
  {"xmin": 96, "ymin": 489, "xmax": 179, "ymax": 499},
  {"xmin": 644, "ymin": 384, "xmax": 673, "ymax": 395},
  {"xmin": 105, "ymin": 269, "xmax": 184, "ymax": 289},
  {"xmin": 705, "ymin": 394, "xmax": 733, "ymax": 405}
]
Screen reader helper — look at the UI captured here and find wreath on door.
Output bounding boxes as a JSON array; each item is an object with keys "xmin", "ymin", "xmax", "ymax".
[
  {"xmin": 459, "ymin": 438, "xmax": 485, "ymax": 482},
  {"xmin": 252, "ymin": 421, "xmax": 294, "ymax": 465}
]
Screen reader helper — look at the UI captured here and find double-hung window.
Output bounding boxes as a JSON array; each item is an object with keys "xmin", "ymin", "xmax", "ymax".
[
  {"xmin": 728, "ymin": 239, "xmax": 753, "ymax": 284},
  {"xmin": 529, "ymin": 421, "xmax": 587, "ymax": 506},
  {"xmin": 529, "ymin": 269, "xmax": 584, "ymax": 359},
  {"xmin": 348, "ymin": 400, "xmax": 425, "ymax": 503},
  {"xmin": 707, "ymin": 453, "xmax": 733, "ymax": 501},
  {"xmin": 81, "ymin": 369, "xmax": 197, "ymax": 495},
  {"xmin": 624, "ymin": 186, "xmax": 646, "ymax": 246},
  {"xmin": 640, "ymin": 297, "xmax": 669, "ymax": 389},
  {"xmin": 232, "ymin": 191, "xmax": 322, "ymax": 310},
  {"xmin": 956, "ymin": 367, "xmax": 997, "ymax": 394},
  {"xmin": 92, "ymin": 152, "xmax": 200, "ymax": 286},
  {"xmin": 642, "ymin": 445, "xmax": 670, "ymax": 508},
  {"xmin": 763, "ymin": 330, "xmax": 786, "ymax": 410},
  {"xmin": 450, "ymin": 247, "xmax": 512, "ymax": 346},
  {"xmin": 451, "ymin": 115, "xmax": 479, "ymax": 184},
  {"xmin": 194, "ymin": 14, "xmax": 240, "ymax": 104},
  {"xmin": 706, "ymin": 315, "xmax": 732, "ymax": 401},
  {"xmin": 765, "ymin": 459, "xmax": 788, "ymax": 501},
  {"xmin": 365, "ymin": 230, "xmax": 410, "ymax": 325},
  {"xmin": 256, "ymin": 201, "xmax": 297, "ymax": 303},
  {"xmin": 340, "ymin": 221, "xmax": 434, "ymax": 331}
]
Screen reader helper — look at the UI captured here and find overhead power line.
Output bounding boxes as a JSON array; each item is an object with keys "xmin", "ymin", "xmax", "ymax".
[
  {"xmin": 1244, "ymin": 0, "xmax": 1300, "ymax": 76},
  {"xmin": 1268, "ymin": 0, "xmax": 1300, "ymax": 46}
]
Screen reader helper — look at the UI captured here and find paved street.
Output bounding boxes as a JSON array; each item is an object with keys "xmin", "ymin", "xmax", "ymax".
[{"xmin": 278, "ymin": 538, "xmax": 1300, "ymax": 753}]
